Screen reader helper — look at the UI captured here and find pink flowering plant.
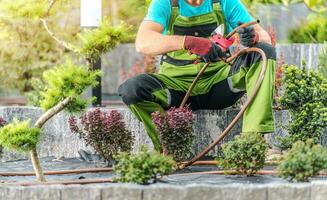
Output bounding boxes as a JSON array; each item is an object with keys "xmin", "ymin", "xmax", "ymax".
[
  {"xmin": 152, "ymin": 106, "xmax": 195, "ymax": 162},
  {"xmin": 69, "ymin": 108, "xmax": 134, "ymax": 163}
]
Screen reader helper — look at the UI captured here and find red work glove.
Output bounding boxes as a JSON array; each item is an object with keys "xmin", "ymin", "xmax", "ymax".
[
  {"xmin": 184, "ymin": 36, "xmax": 226, "ymax": 63},
  {"xmin": 236, "ymin": 22, "xmax": 259, "ymax": 47}
]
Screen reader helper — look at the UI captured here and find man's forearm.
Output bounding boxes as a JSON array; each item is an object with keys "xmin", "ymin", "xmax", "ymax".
[
  {"xmin": 136, "ymin": 34, "xmax": 185, "ymax": 56},
  {"xmin": 135, "ymin": 21, "xmax": 185, "ymax": 56}
]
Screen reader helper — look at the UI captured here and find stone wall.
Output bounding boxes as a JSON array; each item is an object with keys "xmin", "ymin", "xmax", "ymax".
[
  {"xmin": 102, "ymin": 43, "xmax": 324, "ymax": 95},
  {"xmin": 0, "ymin": 106, "xmax": 324, "ymax": 162}
]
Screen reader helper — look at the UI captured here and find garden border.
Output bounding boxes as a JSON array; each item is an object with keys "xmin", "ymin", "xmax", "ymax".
[{"xmin": 0, "ymin": 181, "xmax": 327, "ymax": 200}]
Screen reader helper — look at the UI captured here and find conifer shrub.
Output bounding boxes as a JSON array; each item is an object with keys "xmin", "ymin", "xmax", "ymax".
[
  {"xmin": 288, "ymin": 14, "xmax": 327, "ymax": 43},
  {"xmin": 40, "ymin": 60, "xmax": 101, "ymax": 113},
  {"xmin": 152, "ymin": 106, "xmax": 195, "ymax": 162},
  {"xmin": 0, "ymin": 119, "xmax": 41, "ymax": 152},
  {"xmin": 78, "ymin": 20, "xmax": 130, "ymax": 63},
  {"xmin": 216, "ymin": 132, "xmax": 268, "ymax": 175},
  {"xmin": 69, "ymin": 109, "xmax": 134, "ymax": 163},
  {"xmin": 278, "ymin": 139, "xmax": 327, "ymax": 182},
  {"xmin": 113, "ymin": 146, "xmax": 175, "ymax": 184},
  {"xmin": 278, "ymin": 65, "xmax": 327, "ymax": 150}
]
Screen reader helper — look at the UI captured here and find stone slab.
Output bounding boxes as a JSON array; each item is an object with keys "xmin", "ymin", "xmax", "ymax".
[{"xmin": 267, "ymin": 183, "xmax": 311, "ymax": 200}]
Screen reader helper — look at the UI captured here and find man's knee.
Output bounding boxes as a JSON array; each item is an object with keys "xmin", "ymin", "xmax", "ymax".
[
  {"xmin": 254, "ymin": 42, "xmax": 276, "ymax": 60},
  {"xmin": 118, "ymin": 74, "xmax": 163, "ymax": 105}
]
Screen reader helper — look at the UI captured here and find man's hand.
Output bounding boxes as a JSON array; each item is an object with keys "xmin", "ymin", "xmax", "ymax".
[
  {"xmin": 184, "ymin": 36, "xmax": 226, "ymax": 63},
  {"xmin": 236, "ymin": 22, "xmax": 259, "ymax": 47}
]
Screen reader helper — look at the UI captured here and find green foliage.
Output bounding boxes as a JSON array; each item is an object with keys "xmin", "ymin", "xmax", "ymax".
[
  {"xmin": 278, "ymin": 139, "xmax": 327, "ymax": 182},
  {"xmin": 0, "ymin": 0, "xmax": 80, "ymax": 93},
  {"xmin": 0, "ymin": 0, "xmax": 47, "ymax": 19},
  {"xmin": 318, "ymin": 43, "xmax": 327, "ymax": 78},
  {"xmin": 304, "ymin": 0, "xmax": 327, "ymax": 13},
  {"xmin": 78, "ymin": 20, "xmax": 130, "ymax": 62},
  {"xmin": 216, "ymin": 132, "xmax": 268, "ymax": 175},
  {"xmin": 278, "ymin": 65, "xmax": 327, "ymax": 150},
  {"xmin": 116, "ymin": 0, "xmax": 149, "ymax": 37},
  {"xmin": 113, "ymin": 146, "xmax": 175, "ymax": 184},
  {"xmin": 288, "ymin": 14, "xmax": 327, "ymax": 43},
  {"xmin": 0, "ymin": 119, "xmax": 41, "ymax": 152},
  {"xmin": 40, "ymin": 60, "xmax": 101, "ymax": 113}
]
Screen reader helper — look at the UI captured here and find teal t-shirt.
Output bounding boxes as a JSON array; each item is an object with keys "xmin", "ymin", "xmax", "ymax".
[{"xmin": 144, "ymin": 0, "xmax": 254, "ymax": 34}]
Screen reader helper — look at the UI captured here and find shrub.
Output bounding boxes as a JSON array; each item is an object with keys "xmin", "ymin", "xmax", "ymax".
[
  {"xmin": 278, "ymin": 139, "xmax": 327, "ymax": 182},
  {"xmin": 69, "ymin": 109, "xmax": 134, "ymax": 163},
  {"xmin": 152, "ymin": 106, "xmax": 195, "ymax": 162},
  {"xmin": 216, "ymin": 132, "xmax": 268, "ymax": 175},
  {"xmin": 288, "ymin": 14, "xmax": 327, "ymax": 43},
  {"xmin": 0, "ymin": 119, "xmax": 41, "ymax": 152},
  {"xmin": 40, "ymin": 60, "xmax": 101, "ymax": 113},
  {"xmin": 278, "ymin": 65, "xmax": 327, "ymax": 150},
  {"xmin": 0, "ymin": 117, "xmax": 6, "ymax": 127},
  {"xmin": 113, "ymin": 146, "xmax": 175, "ymax": 184},
  {"xmin": 78, "ymin": 20, "xmax": 130, "ymax": 63}
]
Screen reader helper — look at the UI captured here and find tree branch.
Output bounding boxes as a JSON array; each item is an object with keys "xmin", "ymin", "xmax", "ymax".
[
  {"xmin": 40, "ymin": 0, "xmax": 78, "ymax": 53},
  {"xmin": 34, "ymin": 97, "xmax": 72, "ymax": 128}
]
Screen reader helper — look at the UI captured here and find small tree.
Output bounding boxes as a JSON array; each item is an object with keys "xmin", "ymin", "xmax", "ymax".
[
  {"xmin": 113, "ymin": 146, "xmax": 175, "ymax": 184},
  {"xmin": 0, "ymin": 63, "xmax": 100, "ymax": 182},
  {"xmin": 152, "ymin": 106, "xmax": 195, "ymax": 162},
  {"xmin": 69, "ymin": 109, "xmax": 134, "ymax": 164},
  {"xmin": 216, "ymin": 132, "xmax": 268, "ymax": 175},
  {"xmin": 278, "ymin": 139, "xmax": 327, "ymax": 182}
]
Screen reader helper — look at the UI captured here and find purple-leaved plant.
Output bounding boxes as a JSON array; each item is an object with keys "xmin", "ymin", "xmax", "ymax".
[
  {"xmin": 0, "ymin": 117, "xmax": 7, "ymax": 127},
  {"xmin": 69, "ymin": 109, "xmax": 134, "ymax": 163},
  {"xmin": 152, "ymin": 106, "xmax": 195, "ymax": 162}
]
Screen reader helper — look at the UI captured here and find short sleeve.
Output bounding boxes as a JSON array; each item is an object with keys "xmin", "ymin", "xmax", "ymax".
[
  {"xmin": 223, "ymin": 0, "xmax": 254, "ymax": 30},
  {"xmin": 144, "ymin": 0, "xmax": 171, "ymax": 33}
]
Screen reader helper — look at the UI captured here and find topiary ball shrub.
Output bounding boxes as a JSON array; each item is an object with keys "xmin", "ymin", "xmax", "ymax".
[
  {"xmin": 69, "ymin": 108, "xmax": 134, "ymax": 163},
  {"xmin": 278, "ymin": 65, "xmax": 327, "ymax": 150},
  {"xmin": 278, "ymin": 139, "xmax": 327, "ymax": 182},
  {"xmin": 152, "ymin": 106, "xmax": 195, "ymax": 162},
  {"xmin": 0, "ymin": 119, "xmax": 41, "ymax": 152},
  {"xmin": 216, "ymin": 132, "xmax": 268, "ymax": 175},
  {"xmin": 113, "ymin": 146, "xmax": 176, "ymax": 184}
]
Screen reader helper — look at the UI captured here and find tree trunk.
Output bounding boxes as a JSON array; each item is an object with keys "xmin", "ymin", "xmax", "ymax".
[
  {"xmin": 30, "ymin": 97, "xmax": 72, "ymax": 182},
  {"xmin": 30, "ymin": 149, "xmax": 46, "ymax": 182}
]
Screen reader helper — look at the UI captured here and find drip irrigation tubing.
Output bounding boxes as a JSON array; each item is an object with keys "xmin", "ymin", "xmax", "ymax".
[{"xmin": 0, "ymin": 168, "xmax": 113, "ymax": 177}]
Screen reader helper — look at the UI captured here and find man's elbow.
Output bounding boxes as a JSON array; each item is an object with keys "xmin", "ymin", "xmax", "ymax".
[{"xmin": 135, "ymin": 40, "xmax": 153, "ymax": 55}]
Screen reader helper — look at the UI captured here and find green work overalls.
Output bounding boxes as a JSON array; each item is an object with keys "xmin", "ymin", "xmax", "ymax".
[{"xmin": 118, "ymin": 0, "xmax": 277, "ymax": 151}]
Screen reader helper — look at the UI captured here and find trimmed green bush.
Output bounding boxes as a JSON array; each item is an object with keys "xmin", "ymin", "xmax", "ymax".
[
  {"xmin": 216, "ymin": 132, "xmax": 268, "ymax": 175},
  {"xmin": 278, "ymin": 139, "xmax": 327, "ymax": 182},
  {"xmin": 40, "ymin": 60, "xmax": 101, "ymax": 113},
  {"xmin": 78, "ymin": 20, "xmax": 130, "ymax": 62},
  {"xmin": 288, "ymin": 14, "xmax": 327, "ymax": 43},
  {"xmin": 0, "ymin": 119, "xmax": 41, "ymax": 152},
  {"xmin": 278, "ymin": 65, "xmax": 327, "ymax": 150},
  {"xmin": 114, "ymin": 146, "xmax": 175, "ymax": 184}
]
